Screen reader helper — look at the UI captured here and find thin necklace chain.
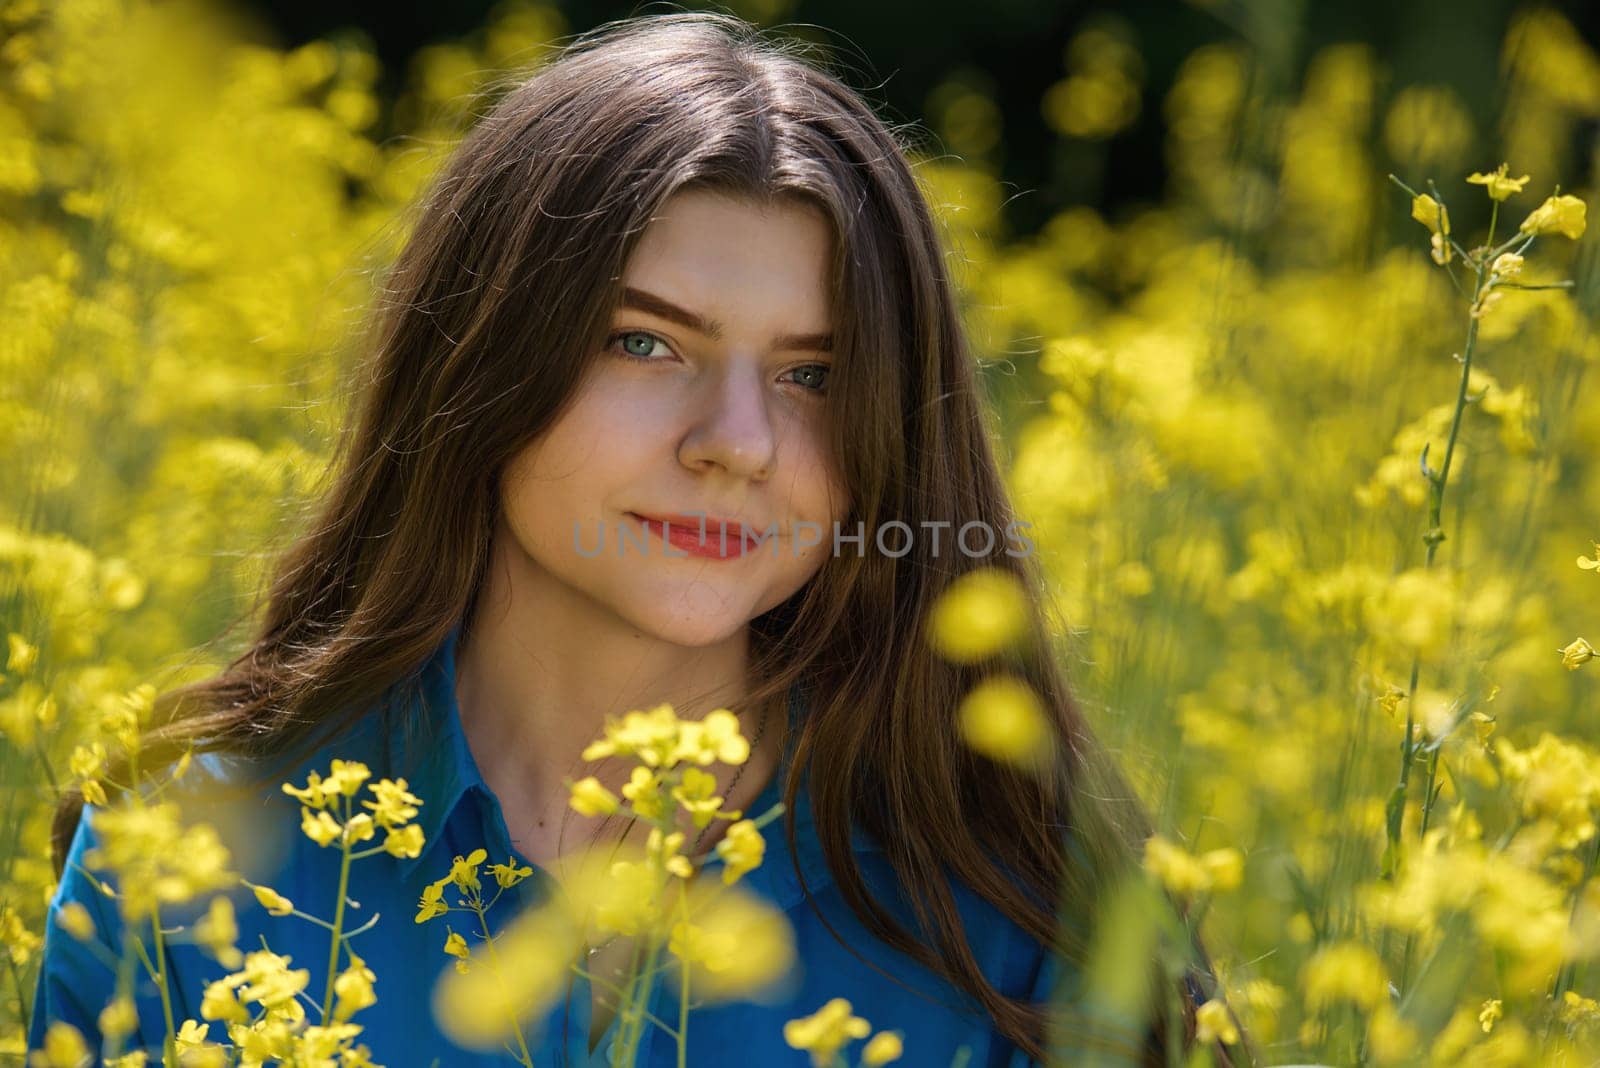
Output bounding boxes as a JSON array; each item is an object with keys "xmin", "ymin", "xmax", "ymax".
[{"xmin": 586, "ymin": 700, "xmax": 773, "ymax": 960}]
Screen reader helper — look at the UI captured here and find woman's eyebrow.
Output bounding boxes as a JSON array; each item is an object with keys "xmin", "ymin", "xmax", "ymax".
[{"xmin": 620, "ymin": 286, "xmax": 833, "ymax": 352}]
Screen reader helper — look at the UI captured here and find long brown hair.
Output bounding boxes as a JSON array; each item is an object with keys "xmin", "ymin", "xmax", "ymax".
[{"xmin": 54, "ymin": 11, "xmax": 1250, "ymax": 1064}]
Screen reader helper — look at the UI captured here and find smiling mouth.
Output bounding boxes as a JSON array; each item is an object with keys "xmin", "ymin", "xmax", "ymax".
[{"xmin": 627, "ymin": 513, "xmax": 756, "ymax": 559}]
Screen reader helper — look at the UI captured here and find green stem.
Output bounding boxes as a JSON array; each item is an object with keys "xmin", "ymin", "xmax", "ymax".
[
  {"xmin": 1552, "ymin": 831, "xmax": 1600, "ymax": 1000},
  {"xmin": 474, "ymin": 902, "xmax": 535, "ymax": 1067},
  {"xmin": 1391, "ymin": 251, "xmax": 1487, "ymax": 1001},
  {"xmin": 321, "ymin": 807, "xmax": 354, "ymax": 1025},
  {"xmin": 678, "ymin": 882, "xmax": 691, "ymax": 1068},
  {"xmin": 149, "ymin": 907, "xmax": 178, "ymax": 1065}
]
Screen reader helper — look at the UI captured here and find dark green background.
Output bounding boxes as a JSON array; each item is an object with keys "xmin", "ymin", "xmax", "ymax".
[{"xmin": 242, "ymin": 0, "xmax": 1599, "ymax": 240}]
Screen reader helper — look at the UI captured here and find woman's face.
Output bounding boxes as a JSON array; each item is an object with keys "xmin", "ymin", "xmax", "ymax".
[{"xmin": 498, "ymin": 188, "xmax": 850, "ymax": 646}]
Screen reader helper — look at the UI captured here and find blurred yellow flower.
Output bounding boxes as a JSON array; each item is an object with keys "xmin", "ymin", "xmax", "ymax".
[
  {"xmin": 431, "ymin": 903, "xmax": 580, "ymax": 1050},
  {"xmin": 54, "ymin": 901, "xmax": 95, "ymax": 942},
  {"xmin": 1578, "ymin": 541, "xmax": 1600, "ymax": 571},
  {"xmin": 1488, "ymin": 251, "xmax": 1524, "ymax": 280},
  {"xmin": 715, "ymin": 819, "xmax": 766, "ymax": 885},
  {"xmin": 1365, "ymin": 1001, "xmax": 1417, "ymax": 1063},
  {"xmin": 676, "ymin": 708, "xmax": 752, "ymax": 767},
  {"xmin": 1479, "ymin": 997, "xmax": 1503, "ymax": 1032},
  {"xmin": 622, "ymin": 765, "xmax": 668, "ymax": 821},
  {"xmin": 6, "ymin": 632, "xmax": 38, "ymax": 675},
  {"xmin": 956, "ymin": 675, "xmax": 1050, "ymax": 768},
  {"xmin": 861, "ymin": 1030, "xmax": 905, "ymax": 1065},
  {"xmin": 194, "ymin": 895, "xmax": 242, "ymax": 968},
  {"xmin": 1466, "ymin": 163, "xmax": 1530, "ymax": 201},
  {"xmin": 783, "ymin": 997, "xmax": 872, "ymax": 1067},
  {"xmin": 568, "ymin": 775, "xmax": 620, "ymax": 817},
  {"xmin": 1142, "ymin": 834, "xmax": 1243, "ymax": 896},
  {"xmin": 1560, "ymin": 637, "xmax": 1595, "ymax": 670},
  {"xmin": 671, "ymin": 766, "xmax": 734, "ymax": 828},
  {"xmin": 927, "ymin": 568, "xmax": 1031, "ymax": 662},
  {"xmin": 666, "ymin": 882, "xmax": 795, "ymax": 1002},
  {"xmin": 98, "ymin": 995, "xmax": 138, "ymax": 1039},
  {"xmin": 1195, "ymin": 998, "xmax": 1240, "ymax": 1044},
  {"xmin": 1520, "ymin": 194, "xmax": 1587, "ymax": 239},
  {"xmin": 28, "ymin": 1021, "xmax": 90, "ymax": 1068},
  {"xmin": 1301, "ymin": 941, "xmax": 1388, "ymax": 1010}
]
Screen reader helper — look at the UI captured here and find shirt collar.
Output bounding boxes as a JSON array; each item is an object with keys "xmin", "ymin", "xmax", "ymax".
[{"xmin": 383, "ymin": 623, "xmax": 881, "ymax": 901}]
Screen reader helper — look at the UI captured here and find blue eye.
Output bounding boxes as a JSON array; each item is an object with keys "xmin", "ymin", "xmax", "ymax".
[
  {"xmin": 608, "ymin": 330, "xmax": 671, "ymax": 360},
  {"xmin": 788, "ymin": 365, "xmax": 830, "ymax": 394},
  {"xmin": 606, "ymin": 329, "xmax": 829, "ymax": 395}
]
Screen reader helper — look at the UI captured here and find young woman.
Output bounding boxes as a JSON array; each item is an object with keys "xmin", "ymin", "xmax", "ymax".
[{"xmin": 31, "ymin": 12, "xmax": 1245, "ymax": 1066}]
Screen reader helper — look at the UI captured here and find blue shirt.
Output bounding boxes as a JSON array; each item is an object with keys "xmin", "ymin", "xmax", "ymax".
[{"xmin": 29, "ymin": 625, "xmax": 1063, "ymax": 1066}]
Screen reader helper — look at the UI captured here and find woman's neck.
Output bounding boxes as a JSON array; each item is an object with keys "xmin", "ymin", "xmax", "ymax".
[{"xmin": 451, "ymin": 535, "xmax": 762, "ymax": 864}]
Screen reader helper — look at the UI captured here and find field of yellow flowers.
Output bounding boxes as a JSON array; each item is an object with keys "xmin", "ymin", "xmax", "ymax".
[{"xmin": 3, "ymin": 0, "xmax": 1599, "ymax": 1064}]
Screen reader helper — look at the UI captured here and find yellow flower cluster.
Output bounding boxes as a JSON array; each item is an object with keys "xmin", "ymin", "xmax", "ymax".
[
  {"xmin": 1142, "ymin": 833, "xmax": 1245, "ymax": 898},
  {"xmin": 282, "ymin": 760, "xmax": 425, "ymax": 859},
  {"xmin": 782, "ymin": 997, "xmax": 903, "ymax": 1066},
  {"xmin": 82, "ymin": 800, "xmax": 235, "ymax": 922},
  {"xmin": 197, "ymin": 947, "xmax": 378, "ymax": 1066}
]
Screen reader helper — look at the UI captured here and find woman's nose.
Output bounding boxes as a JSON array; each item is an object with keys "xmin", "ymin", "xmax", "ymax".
[{"xmin": 677, "ymin": 359, "xmax": 778, "ymax": 481}]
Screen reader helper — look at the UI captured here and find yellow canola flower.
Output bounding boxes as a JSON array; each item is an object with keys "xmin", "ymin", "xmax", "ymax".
[
  {"xmin": 671, "ymin": 766, "xmax": 737, "ymax": 829},
  {"xmin": 415, "ymin": 878, "xmax": 450, "ymax": 923},
  {"xmin": 1560, "ymin": 637, "xmax": 1594, "ymax": 670},
  {"xmin": 488, "ymin": 859, "xmax": 533, "ymax": 888},
  {"xmin": 431, "ymin": 900, "xmax": 582, "ymax": 1051},
  {"xmin": 6, "ymin": 633, "xmax": 38, "ymax": 676},
  {"xmin": 1578, "ymin": 541, "xmax": 1600, "ymax": 572},
  {"xmin": 299, "ymin": 807, "xmax": 342, "ymax": 847},
  {"xmin": 54, "ymin": 901, "xmax": 95, "ymax": 942},
  {"xmin": 331, "ymin": 957, "xmax": 378, "ymax": 1021},
  {"xmin": 363, "ymin": 777, "xmax": 422, "ymax": 828},
  {"xmin": 1142, "ymin": 834, "xmax": 1244, "ymax": 896},
  {"xmin": 1410, "ymin": 193, "xmax": 1450, "ymax": 235},
  {"xmin": 194, "ymin": 895, "xmax": 242, "ymax": 968},
  {"xmin": 1195, "ymin": 998, "xmax": 1240, "ymax": 1045},
  {"xmin": 84, "ymin": 800, "xmax": 235, "ymax": 921},
  {"xmin": 1479, "ymin": 997, "xmax": 1503, "ymax": 1032},
  {"xmin": 675, "ymin": 708, "xmax": 752, "ymax": 767},
  {"xmin": 1488, "ymin": 252, "xmax": 1524, "ymax": 280},
  {"xmin": 647, "ymin": 826, "xmax": 694, "ymax": 879},
  {"xmin": 250, "ymin": 883, "xmax": 295, "ymax": 917},
  {"xmin": 1520, "ymin": 194, "xmax": 1587, "ymax": 239},
  {"xmin": 622, "ymin": 765, "xmax": 668, "ymax": 821},
  {"xmin": 443, "ymin": 929, "xmax": 471, "ymax": 973},
  {"xmin": 861, "ymin": 1030, "xmax": 905, "ymax": 1065},
  {"xmin": 1301, "ymin": 941, "xmax": 1389, "ymax": 1011},
  {"xmin": 568, "ymin": 775, "xmax": 620, "ymax": 816},
  {"xmin": 783, "ymin": 997, "xmax": 873, "ymax": 1067},
  {"xmin": 715, "ymin": 819, "xmax": 766, "ymax": 885},
  {"xmin": 956, "ymin": 675, "xmax": 1051, "ymax": 768},
  {"xmin": 927, "ymin": 567, "xmax": 1031, "ymax": 663},
  {"xmin": 98, "ymin": 996, "xmax": 138, "ymax": 1039},
  {"xmin": 383, "ymin": 823, "xmax": 425, "ymax": 859},
  {"xmin": 28, "ymin": 1021, "xmax": 91, "ymax": 1068},
  {"xmin": 1466, "ymin": 162, "xmax": 1530, "ymax": 201},
  {"xmin": 448, "ymin": 848, "xmax": 488, "ymax": 894},
  {"xmin": 665, "ymin": 880, "xmax": 796, "ymax": 1002}
]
